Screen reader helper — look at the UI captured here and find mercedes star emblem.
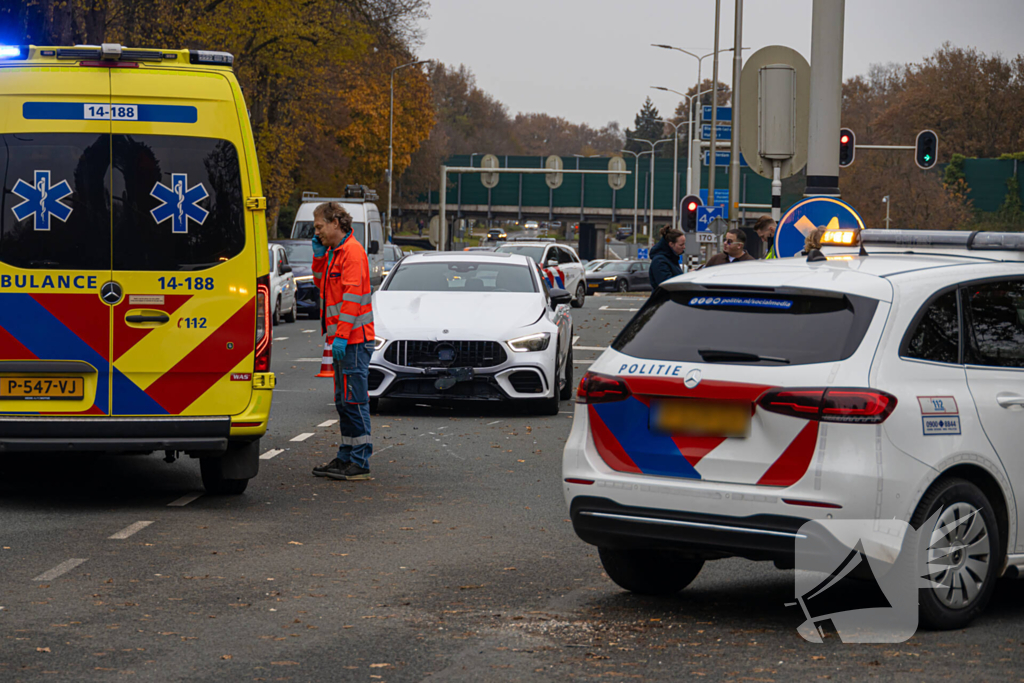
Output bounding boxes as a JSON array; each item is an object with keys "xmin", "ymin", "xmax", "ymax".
[
  {"xmin": 100, "ymin": 281, "xmax": 123, "ymax": 305},
  {"xmin": 683, "ymin": 368, "xmax": 702, "ymax": 389}
]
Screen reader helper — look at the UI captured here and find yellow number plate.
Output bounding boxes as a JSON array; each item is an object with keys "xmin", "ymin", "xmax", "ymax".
[
  {"xmin": 651, "ymin": 399, "xmax": 751, "ymax": 437},
  {"xmin": 0, "ymin": 376, "xmax": 85, "ymax": 400}
]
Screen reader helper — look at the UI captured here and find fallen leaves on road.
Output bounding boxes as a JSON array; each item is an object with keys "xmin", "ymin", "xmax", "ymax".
[
  {"xmin": 288, "ymin": 541, "xmax": 303, "ymax": 545},
  {"xmin": 36, "ymin": 647, "xmax": 50, "ymax": 653},
  {"xmin": 370, "ymin": 663, "xmax": 390, "ymax": 668}
]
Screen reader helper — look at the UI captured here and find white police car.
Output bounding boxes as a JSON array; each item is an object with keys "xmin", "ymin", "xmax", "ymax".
[{"xmin": 563, "ymin": 229, "xmax": 1024, "ymax": 630}]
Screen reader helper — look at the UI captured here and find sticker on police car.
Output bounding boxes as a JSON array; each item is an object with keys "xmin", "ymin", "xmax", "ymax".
[
  {"xmin": 689, "ymin": 296, "xmax": 793, "ymax": 310},
  {"xmin": 922, "ymin": 416, "xmax": 961, "ymax": 436},
  {"xmin": 917, "ymin": 396, "xmax": 958, "ymax": 415}
]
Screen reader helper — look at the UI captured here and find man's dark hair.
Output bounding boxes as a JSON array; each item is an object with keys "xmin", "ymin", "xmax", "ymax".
[{"xmin": 726, "ymin": 229, "xmax": 745, "ymax": 246}]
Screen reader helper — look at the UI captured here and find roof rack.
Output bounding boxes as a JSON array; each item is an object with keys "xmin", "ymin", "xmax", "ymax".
[{"xmin": 300, "ymin": 185, "xmax": 379, "ymax": 204}]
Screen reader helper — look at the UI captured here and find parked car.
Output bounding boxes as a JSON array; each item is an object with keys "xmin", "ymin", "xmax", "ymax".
[
  {"xmin": 272, "ymin": 239, "xmax": 319, "ymax": 319},
  {"xmin": 585, "ymin": 260, "xmax": 651, "ymax": 293},
  {"xmin": 268, "ymin": 244, "xmax": 297, "ymax": 324},
  {"xmin": 369, "ymin": 252, "xmax": 574, "ymax": 415},
  {"xmin": 381, "ymin": 243, "xmax": 404, "ymax": 280}
]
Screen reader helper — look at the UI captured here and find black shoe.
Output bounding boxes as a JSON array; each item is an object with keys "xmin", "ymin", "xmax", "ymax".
[
  {"xmin": 326, "ymin": 463, "xmax": 371, "ymax": 481},
  {"xmin": 312, "ymin": 459, "xmax": 349, "ymax": 478}
]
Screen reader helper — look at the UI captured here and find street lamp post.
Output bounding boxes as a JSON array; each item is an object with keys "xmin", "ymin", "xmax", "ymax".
[
  {"xmin": 387, "ymin": 59, "xmax": 429, "ymax": 238},
  {"xmin": 651, "ymin": 117, "xmax": 688, "ymax": 230},
  {"xmin": 883, "ymin": 195, "xmax": 891, "ymax": 229},
  {"xmin": 628, "ymin": 137, "xmax": 673, "ymax": 248},
  {"xmin": 619, "ymin": 149, "xmax": 651, "ymax": 245}
]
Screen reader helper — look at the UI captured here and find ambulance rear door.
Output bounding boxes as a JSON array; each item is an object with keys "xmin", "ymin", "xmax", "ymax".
[
  {"xmin": 108, "ymin": 68, "xmax": 256, "ymax": 417},
  {"xmin": 0, "ymin": 66, "xmax": 113, "ymax": 415}
]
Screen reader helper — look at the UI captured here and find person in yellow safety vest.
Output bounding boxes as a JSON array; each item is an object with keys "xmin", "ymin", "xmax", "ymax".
[{"xmin": 754, "ymin": 215, "xmax": 778, "ymax": 259}]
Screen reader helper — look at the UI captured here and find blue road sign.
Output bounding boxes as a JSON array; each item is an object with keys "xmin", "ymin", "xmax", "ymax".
[
  {"xmin": 700, "ymin": 124, "xmax": 732, "ymax": 141},
  {"xmin": 703, "ymin": 151, "xmax": 748, "ymax": 167},
  {"xmin": 774, "ymin": 197, "xmax": 866, "ymax": 258},
  {"xmin": 696, "ymin": 206, "xmax": 725, "ymax": 232},
  {"xmin": 701, "ymin": 106, "xmax": 732, "ymax": 122},
  {"xmin": 637, "ymin": 248, "xmax": 649, "ymax": 259},
  {"xmin": 699, "ymin": 189, "xmax": 730, "ymax": 207}
]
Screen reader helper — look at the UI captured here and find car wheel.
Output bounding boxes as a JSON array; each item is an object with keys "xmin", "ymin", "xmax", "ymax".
[
  {"xmin": 571, "ymin": 281, "xmax": 586, "ymax": 308},
  {"xmin": 598, "ymin": 547, "xmax": 704, "ymax": 595},
  {"xmin": 559, "ymin": 342, "xmax": 574, "ymax": 401},
  {"xmin": 273, "ymin": 296, "xmax": 281, "ymax": 326},
  {"xmin": 617, "ymin": 279, "xmax": 629, "ymax": 293},
  {"xmin": 283, "ymin": 298, "xmax": 297, "ymax": 323},
  {"xmin": 199, "ymin": 441, "xmax": 259, "ymax": 495},
  {"xmin": 912, "ymin": 477, "xmax": 1002, "ymax": 630}
]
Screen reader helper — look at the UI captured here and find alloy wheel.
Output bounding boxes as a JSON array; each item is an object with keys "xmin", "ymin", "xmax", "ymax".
[{"xmin": 926, "ymin": 501, "xmax": 991, "ymax": 609}]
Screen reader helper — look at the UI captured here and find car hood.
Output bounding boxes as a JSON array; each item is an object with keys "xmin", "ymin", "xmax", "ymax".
[{"xmin": 374, "ymin": 291, "xmax": 545, "ymax": 340}]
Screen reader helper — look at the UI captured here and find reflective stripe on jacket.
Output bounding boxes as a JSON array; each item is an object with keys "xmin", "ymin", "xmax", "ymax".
[{"xmin": 312, "ymin": 232, "xmax": 375, "ymax": 344}]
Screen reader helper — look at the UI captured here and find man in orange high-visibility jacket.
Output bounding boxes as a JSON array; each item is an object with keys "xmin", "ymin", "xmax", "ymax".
[{"xmin": 309, "ymin": 202, "xmax": 375, "ymax": 481}]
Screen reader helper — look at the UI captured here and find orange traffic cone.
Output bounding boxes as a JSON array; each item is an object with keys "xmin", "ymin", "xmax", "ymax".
[{"xmin": 315, "ymin": 341, "xmax": 334, "ymax": 378}]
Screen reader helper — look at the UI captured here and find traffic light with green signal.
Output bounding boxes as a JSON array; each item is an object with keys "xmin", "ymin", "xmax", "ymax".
[
  {"xmin": 915, "ymin": 130, "xmax": 939, "ymax": 169},
  {"xmin": 839, "ymin": 128, "xmax": 855, "ymax": 167},
  {"xmin": 680, "ymin": 194, "xmax": 702, "ymax": 232}
]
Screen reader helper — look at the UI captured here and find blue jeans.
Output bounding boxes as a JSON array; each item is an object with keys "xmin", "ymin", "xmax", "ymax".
[{"xmin": 333, "ymin": 341, "xmax": 373, "ymax": 468}]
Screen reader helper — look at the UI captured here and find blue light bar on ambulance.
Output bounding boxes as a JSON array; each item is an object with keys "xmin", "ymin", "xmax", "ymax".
[
  {"xmin": 0, "ymin": 45, "xmax": 28, "ymax": 60},
  {"xmin": 189, "ymin": 50, "xmax": 234, "ymax": 66}
]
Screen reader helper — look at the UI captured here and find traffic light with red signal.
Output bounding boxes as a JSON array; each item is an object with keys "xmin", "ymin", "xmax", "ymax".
[
  {"xmin": 915, "ymin": 130, "xmax": 938, "ymax": 169},
  {"xmin": 839, "ymin": 128, "xmax": 855, "ymax": 167},
  {"xmin": 680, "ymin": 194, "xmax": 702, "ymax": 232}
]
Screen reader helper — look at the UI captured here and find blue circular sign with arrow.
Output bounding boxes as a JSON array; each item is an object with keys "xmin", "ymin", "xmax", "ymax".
[{"xmin": 774, "ymin": 197, "xmax": 866, "ymax": 258}]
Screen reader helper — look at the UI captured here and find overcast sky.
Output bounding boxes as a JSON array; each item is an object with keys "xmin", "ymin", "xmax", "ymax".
[{"xmin": 421, "ymin": 0, "xmax": 1024, "ymax": 130}]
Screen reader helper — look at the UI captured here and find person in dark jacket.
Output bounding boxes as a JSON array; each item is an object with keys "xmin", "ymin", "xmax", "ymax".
[
  {"xmin": 704, "ymin": 229, "xmax": 756, "ymax": 268},
  {"xmin": 649, "ymin": 225, "xmax": 686, "ymax": 289}
]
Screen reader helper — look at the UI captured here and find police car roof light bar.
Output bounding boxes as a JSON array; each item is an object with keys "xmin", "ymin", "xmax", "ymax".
[{"xmin": 858, "ymin": 229, "xmax": 1024, "ymax": 253}]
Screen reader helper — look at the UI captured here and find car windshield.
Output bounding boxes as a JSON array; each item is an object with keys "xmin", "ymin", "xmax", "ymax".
[
  {"xmin": 584, "ymin": 261, "xmax": 604, "ymax": 271},
  {"xmin": 597, "ymin": 262, "xmax": 631, "ymax": 272},
  {"xmin": 495, "ymin": 245, "xmax": 545, "ymax": 263},
  {"xmin": 385, "ymin": 262, "xmax": 536, "ymax": 293},
  {"xmin": 613, "ymin": 288, "xmax": 879, "ymax": 366},
  {"xmin": 281, "ymin": 242, "xmax": 314, "ymax": 264}
]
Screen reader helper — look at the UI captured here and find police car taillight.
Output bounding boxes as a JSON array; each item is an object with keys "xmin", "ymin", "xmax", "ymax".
[
  {"xmin": 576, "ymin": 372, "xmax": 631, "ymax": 404},
  {"xmin": 758, "ymin": 387, "xmax": 897, "ymax": 424},
  {"xmin": 255, "ymin": 275, "xmax": 272, "ymax": 372}
]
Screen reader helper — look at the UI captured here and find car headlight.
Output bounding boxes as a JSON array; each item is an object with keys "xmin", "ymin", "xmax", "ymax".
[
  {"xmin": 372, "ymin": 337, "xmax": 387, "ymax": 351},
  {"xmin": 603, "ymin": 276, "xmax": 617, "ymax": 281},
  {"xmin": 294, "ymin": 275, "xmax": 314, "ymax": 283},
  {"xmin": 507, "ymin": 332, "xmax": 550, "ymax": 352}
]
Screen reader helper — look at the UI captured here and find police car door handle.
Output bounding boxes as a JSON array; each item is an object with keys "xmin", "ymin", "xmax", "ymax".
[
  {"xmin": 126, "ymin": 313, "xmax": 170, "ymax": 324},
  {"xmin": 996, "ymin": 394, "xmax": 1024, "ymax": 408}
]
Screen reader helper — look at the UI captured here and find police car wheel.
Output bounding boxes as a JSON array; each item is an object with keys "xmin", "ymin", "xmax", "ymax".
[
  {"xmin": 284, "ymin": 299, "xmax": 297, "ymax": 323},
  {"xmin": 617, "ymin": 279, "xmax": 629, "ymax": 293},
  {"xmin": 598, "ymin": 547, "xmax": 704, "ymax": 595},
  {"xmin": 571, "ymin": 282, "xmax": 586, "ymax": 308},
  {"xmin": 559, "ymin": 343, "xmax": 574, "ymax": 401},
  {"xmin": 912, "ymin": 477, "xmax": 1001, "ymax": 630}
]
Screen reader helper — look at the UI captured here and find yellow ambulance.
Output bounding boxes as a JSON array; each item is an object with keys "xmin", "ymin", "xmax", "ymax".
[{"xmin": 0, "ymin": 44, "xmax": 274, "ymax": 494}]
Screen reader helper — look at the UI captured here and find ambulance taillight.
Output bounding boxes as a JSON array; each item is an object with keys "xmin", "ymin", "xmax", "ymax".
[{"xmin": 255, "ymin": 275, "xmax": 272, "ymax": 372}]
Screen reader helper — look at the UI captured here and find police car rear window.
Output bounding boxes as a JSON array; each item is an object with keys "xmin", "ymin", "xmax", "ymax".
[
  {"xmin": 612, "ymin": 289, "xmax": 879, "ymax": 365},
  {"xmin": 0, "ymin": 133, "xmax": 111, "ymax": 270},
  {"xmin": 112, "ymin": 135, "xmax": 244, "ymax": 271}
]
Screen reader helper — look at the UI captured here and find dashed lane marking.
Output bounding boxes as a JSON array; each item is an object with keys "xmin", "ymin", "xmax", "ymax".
[
  {"xmin": 573, "ymin": 345, "xmax": 605, "ymax": 351},
  {"xmin": 168, "ymin": 492, "xmax": 203, "ymax": 507},
  {"xmin": 318, "ymin": 420, "xmax": 338, "ymax": 427},
  {"xmin": 276, "ymin": 337, "xmax": 289, "ymax": 341},
  {"xmin": 291, "ymin": 433, "xmax": 315, "ymax": 442},
  {"xmin": 108, "ymin": 521, "xmax": 153, "ymax": 540},
  {"xmin": 574, "ymin": 359, "xmax": 594, "ymax": 364},
  {"xmin": 598, "ymin": 305, "xmax": 640, "ymax": 312},
  {"xmin": 302, "ymin": 329, "xmax": 317, "ymax": 333},
  {"xmin": 572, "ymin": 335, "xmax": 580, "ymax": 345},
  {"xmin": 260, "ymin": 448, "xmax": 285, "ymax": 460},
  {"xmin": 33, "ymin": 558, "xmax": 87, "ymax": 582}
]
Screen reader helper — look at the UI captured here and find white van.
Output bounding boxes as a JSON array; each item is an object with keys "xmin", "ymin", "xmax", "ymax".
[{"xmin": 289, "ymin": 186, "xmax": 385, "ymax": 287}]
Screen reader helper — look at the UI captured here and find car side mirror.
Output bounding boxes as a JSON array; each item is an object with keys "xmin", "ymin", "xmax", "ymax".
[
  {"xmin": 549, "ymin": 288, "xmax": 572, "ymax": 308},
  {"xmin": 369, "ymin": 240, "xmax": 380, "ymax": 255},
  {"xmin": 546, "ymin": 259, "xmax": 558, "ymax": 268},
  {"xmin": 280, "ymin": 264, "xmax": 292, "ymax": 274}
]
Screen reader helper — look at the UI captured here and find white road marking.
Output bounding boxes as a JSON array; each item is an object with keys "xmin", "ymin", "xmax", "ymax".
[
  {"xmin": 318, "ymin": 419, "xmax": 338, "ymax": 427},
  {"xmin": 276, "ymin": 337, "xmax": 289, "ymax": 341},
  {"xmin": 33, "ymin": 558, "xmax": 87, "ymax": 582},
  {"xmin": 168, "ymin": 492, "xmax": 203, "ymax": 507},
  {"xmin": 302, "ymin": 329, "xmax": 317, "ymax": 334},
  {"xmin": 573, "ymin": 359, "xmax": 594, "ymax": 364},
  {"xmin": 598, "ymin": 305, "xmax": 640, "ymax": 312},
  {"xmin": 573, "ymin": 345, "xmax": 605, "ymax": 351},
  {"xmin": 108, "ymin": 521, "xmax": 153, "ymax": 540},
  {"xmin": 572, "ymin": 335, "xmax": 580, "ymax": 345},
  {"xmin": 291, "ymin": 433, "xmax": 315, "ymax": 442},
  {"xmin": 486, "ymin": 420, "xmax": 502, "ymax": 425},
  {"xmin": 295, "ymin": 358, "xmax": 323, "ymax": 362},
  {"xmin": 260, "ymin": 448, "xmax": 285, "ymax": 460}
]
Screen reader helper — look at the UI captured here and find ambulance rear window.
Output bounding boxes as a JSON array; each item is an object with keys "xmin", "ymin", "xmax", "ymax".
[
  {"xmin": 612, "ymin": 288, "xmax": 879, "ymax": 366},
  {"xmin": 0, "ymin": 133, "xmax": 111, "ymax": 270},
  {"xmin": 112, "ymin": 135, "xmax": 244, "ymax": 271}
]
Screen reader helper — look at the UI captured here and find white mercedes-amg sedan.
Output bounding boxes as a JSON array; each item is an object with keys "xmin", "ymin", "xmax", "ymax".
[{"xmin": 368, "ymin": 251, "xmax": 574, "ymax": 415}]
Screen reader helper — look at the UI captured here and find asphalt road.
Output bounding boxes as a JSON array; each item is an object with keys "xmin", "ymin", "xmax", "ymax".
[{"xmin": 2, "ymin": 292, "xmax": 1023, "ymax": 682}]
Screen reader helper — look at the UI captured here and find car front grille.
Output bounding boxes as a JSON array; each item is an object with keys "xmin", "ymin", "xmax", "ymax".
[{"xmin": 383, "ymin": 340, "xmax": 507, "ymax": 369}]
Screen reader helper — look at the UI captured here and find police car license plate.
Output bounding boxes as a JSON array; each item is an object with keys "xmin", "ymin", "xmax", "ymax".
[
  {"xmin": 0, "ymin": 377, "xmax": 84, "ymax": 400},
  {"xmin": 650, "ymin": 399, "xmax": 750, "ymax": 437}
]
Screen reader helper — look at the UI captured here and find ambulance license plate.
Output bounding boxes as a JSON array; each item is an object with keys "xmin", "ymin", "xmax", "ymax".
[
  {"xmin": 0, "ymin": 377, "xmax": 85, "ymax": 400},
  {"xmin": 650, "ymin": 399, "xmax": 750, "ymax": 437}
]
